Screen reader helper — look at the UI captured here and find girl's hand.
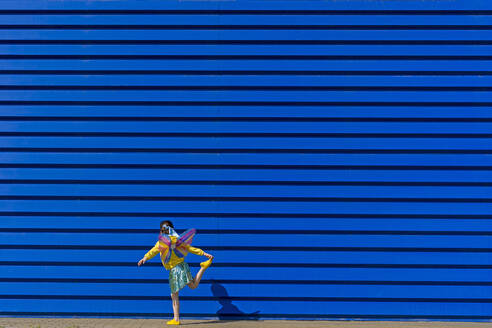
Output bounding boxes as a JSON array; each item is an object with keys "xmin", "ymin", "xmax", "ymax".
[
  {"xmin": 203, "ymin": 252, "xmax": 214, "ymax": 260},
  {"xmin": 137, "ymin": 258, "xmax": 146, "ymax": 266}
]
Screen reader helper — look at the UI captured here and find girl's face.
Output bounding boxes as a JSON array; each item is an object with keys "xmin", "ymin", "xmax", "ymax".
[{"xmin": 160, "ymin": 225, "xmax": 169, "ymax": 235}]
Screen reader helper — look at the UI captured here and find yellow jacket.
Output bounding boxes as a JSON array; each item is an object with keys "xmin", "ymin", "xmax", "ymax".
[{"xmin": 144, "ymin": 236, "xmax": 204, "ymax": 270}]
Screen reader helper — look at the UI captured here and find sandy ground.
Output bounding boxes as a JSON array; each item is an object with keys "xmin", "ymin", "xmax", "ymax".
[{"xmin": 1, "ymin": 318, "xmax": 492, "ymax": 328}]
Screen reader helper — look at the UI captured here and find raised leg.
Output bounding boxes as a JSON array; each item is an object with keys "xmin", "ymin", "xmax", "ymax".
[{"xmin": 187, "ymin": 266, "xmax": 206, "ymax": 290}]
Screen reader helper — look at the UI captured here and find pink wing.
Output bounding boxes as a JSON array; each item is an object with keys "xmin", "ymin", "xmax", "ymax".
[
  {"xmin": 157, "ymin": 233, "xmax": 172, "ymax": 263},
  {"xmin": 174, "ymin": 228, "xmax": 196, "ymax": 258}
]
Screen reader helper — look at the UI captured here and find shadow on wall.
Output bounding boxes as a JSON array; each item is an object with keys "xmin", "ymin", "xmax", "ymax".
[{"xmin": 211, "ymin": 280, "xmax": 261, "ymax": 320}]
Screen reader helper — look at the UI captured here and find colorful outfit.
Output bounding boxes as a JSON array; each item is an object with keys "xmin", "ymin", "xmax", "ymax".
[{"xmin": 144, "ymin": 231, "xmax": 204, "ymax": 293}]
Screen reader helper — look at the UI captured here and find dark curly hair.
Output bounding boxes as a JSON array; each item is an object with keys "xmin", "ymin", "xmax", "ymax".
[{"xmin": 160, "ymin": 220, "xmax": 174, "ymax": 231}]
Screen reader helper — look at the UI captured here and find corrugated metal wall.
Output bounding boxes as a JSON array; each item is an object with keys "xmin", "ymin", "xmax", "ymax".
[{"xmin": 0, "ymin": 0, "xmax": 491, "ymax": 322}]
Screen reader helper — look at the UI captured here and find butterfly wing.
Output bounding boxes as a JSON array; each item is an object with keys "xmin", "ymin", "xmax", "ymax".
[
  {"xmin": 175, "ymin": 228, "xmax": 196, "ymax": 258},
  {"xmin": 157, "ymin": 234, "xmax": 172, "ymax": 263}
]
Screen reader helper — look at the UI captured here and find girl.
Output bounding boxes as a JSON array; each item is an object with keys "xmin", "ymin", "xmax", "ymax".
[{"xmin": 138, "ymin": 220, "xmax": 214, "ymax": 325}]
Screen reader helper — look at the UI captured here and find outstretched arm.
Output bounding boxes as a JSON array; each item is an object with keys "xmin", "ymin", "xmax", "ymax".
[{"xmin": 138, "ymin": 241, "xmax": 160, "ymax": 266}]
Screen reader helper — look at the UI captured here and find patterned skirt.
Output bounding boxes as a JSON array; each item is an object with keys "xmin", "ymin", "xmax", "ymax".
[{"xmin": 169, "ymin": 261, "xmax": 193, "ymax": 294}]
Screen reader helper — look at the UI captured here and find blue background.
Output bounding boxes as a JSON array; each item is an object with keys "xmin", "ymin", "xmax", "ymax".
[{"xmin": 0, "ymin": 0, "xmax": 491, "ymax": 322}]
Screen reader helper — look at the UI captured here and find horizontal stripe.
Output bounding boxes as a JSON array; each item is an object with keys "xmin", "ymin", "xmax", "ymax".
[
  {"xmin": 19, "ymin": 247, "xmax": 490, "ymax": 264},
  {"xmin": 1, "ymin": 117, "xmax": 491, "ymax": 122},
  {"xmin": 4, "ymin": 185, "xmax": 492, "ymax": 205},
  {"xmin": 0, "ymin": 0, "xmax": 485, "ymax": 9},
  {"xmin": 1, "ymin": 148, "xmax": 491, "ymax": 154},
  {"xmin": 4, "ymin": 231, "xmax": 492, "ymax": 248},
  {"xmin": 3, "ymin": 85, "xmax": 492, "ymax": 91},
  {"xmin": 1, "ymin": 164, "xmax": 492, "ymax": 170},
  {"xmin": 4, "ymin": 40, "xmax": 492, "ymax": 45},
  {"xmin": 4, "ymin": 78, "xmax": 492, "ymax": 90},
  {"xmin": 5, "ymin": 76, "xmax": 492, "ymax": 89},
  {"xmin": 2, "ymin": 261, "xmax": 490, "ymax": 268},
  {"xmin": 7, "ymin": 249, "xmax": 491, "ymax": 265},
  {"xmin": 1, "ymin": 105, "xmax": 491, "ymax": 117},
  {"xmin": 1, "ymin": 10, "xmax": 492, "ymax": 15},
  {"xmin": 2, "ymin": 45, "xmax": 492, "ymax": 57},
  {"xmin": 3, "ymin": 230, "xmax": 491, "ymax": 248},
  {"xmin": 5, "ymin": 85, "xmax": 492, "ymax": 92},
  {"xmin": 0, "ymin": 215, "xmax": 491, "ymax": 231},
  {"xmin": 4, "ymin": 16, "xmax": 492, "ymax": 27},
  {"xmin": 1, "ymin": 100, "xmax": 492, "ymax": 107},
  {"xmin": 0, "ymin": 153, "xmax": 489, "ymax": 166},
  {"xmin": 2, "ymin": 70, "xmax": 492, "ymax": 75},
  {"xmin": 2, "ymin": 278, "xmax": 491, "ymax": 286},
  {"xmin": 0, "ymin": 212, "xmax": 491, "ymax": 219},
  {"xmin": 0, "ymin": 116, "xmax": 492, "ymax": 121},
  {"xmin": 5, "ymin": 29, "xmax": 488, "ymax": 39},
  {"xmin": 4, "ymin": 25, "xmax": 492, "ymax": 30},
  {"xmin": 0, "ymin": 169, "xmax": 490, "ymax": 182},
  {"xmin": 1, "ymin": 59, "xmax": 490, "ymax": 71},
  {"xmin": 0, "ymin": 299, "xmax": 489, "ymax": 318},
  {"xmin": 3, "ymin": 55, "xmax": 492, "ymax": 60},
  {"xmin": 5, "ymin": 265, "xmax": 491, "ymax": 281},
  {"xmin": 17, "ymin": 281, "xmax": 485, "ymax": 299},
  {"xmin": 3, "ymin": 77, "xmax": 492, "ymax": 87},
  {"xmin": 1, "ymin": 295, "xmax": 491, "ymax": 302},
  {"xmin": 2, "ymin": 228, "xmax": 492, "ymax": 235},
  {"xmin": 2, "ymin": 137, "xmax": 492, "ymax": 150},
  {"xmin": 2, "ymin": 200, "xmax": 489, "ymax": 214},
  {"xmin": 1, "ymin": 195, "xmax": 492, "ymax": 203},
  {"xmin": 6, "ymin": 90, "xmax": 491, "ymax": 101},
  {"xmin": 2, "ymin": 244, "xmax": 492, "ymax": 252},
  {"xmin": 3, "ymin": 180, "xmax": 492, "ymax": 187},
  {"xmin": 5, "ymin": 61, "xmax": 488, "ymax": 73},
  {"xmin": 4, "ymin": 282, "xmax": 489, "ymax": 300}
]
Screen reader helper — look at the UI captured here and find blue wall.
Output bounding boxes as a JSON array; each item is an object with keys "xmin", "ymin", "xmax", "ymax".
[{"xmin": 0, "ymin": 0, "xmax": 492, "ymax": 321}]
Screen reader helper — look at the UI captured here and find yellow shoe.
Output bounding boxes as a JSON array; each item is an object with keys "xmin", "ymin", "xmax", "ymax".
[
  {"xmin": 166, "ymin": 319, "xmax": 180, "ymax": 325},
  {"xmin": 200, "ymin": 258, "xmax": 213, "ymax": 269}
]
